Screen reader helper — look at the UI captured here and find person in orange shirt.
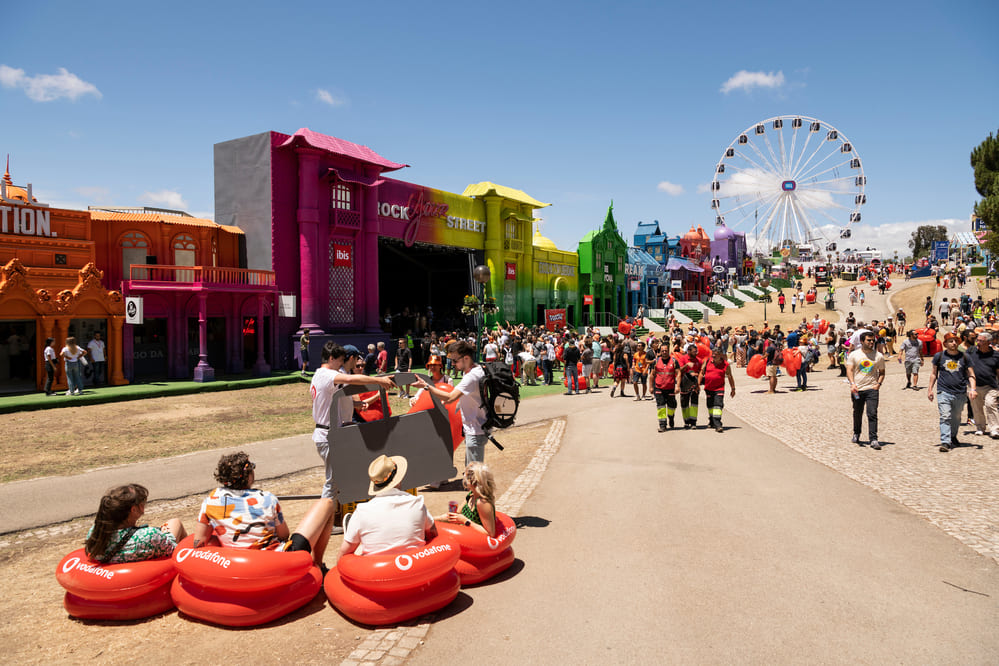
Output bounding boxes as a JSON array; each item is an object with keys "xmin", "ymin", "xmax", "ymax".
[{"xmin": 631, "ymin": 341, "xmax": 649, "ymax": 401}]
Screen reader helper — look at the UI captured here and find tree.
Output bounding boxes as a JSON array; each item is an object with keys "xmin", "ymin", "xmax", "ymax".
[
  {"xmin": 972, "ymin": 129, "xmax": 999, "ymax": 255},
  {"xmin": 908, "ymin": 224, "xmax": 949, "ymax": 259}
]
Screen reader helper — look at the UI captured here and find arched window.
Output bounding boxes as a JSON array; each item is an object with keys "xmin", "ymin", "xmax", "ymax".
[
  {"xmin": 173, "ymin": 233, "xmax": 197, "ymax": 281},
  {"xmin": 331, "ymin": 183, "xmax": 352, "ymax": 211},
  {"xmin": 121, "ymin": 231, "xmax": 150, "ymax": 279}
]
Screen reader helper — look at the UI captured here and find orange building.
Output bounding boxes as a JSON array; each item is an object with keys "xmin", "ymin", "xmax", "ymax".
[
  {"xmin": 0, "ymin": 166, "xmax": 126, "ymax": 393},
  {"xmin": 0, "ymin": 164, "xmax": 277, "ymax": 394}
]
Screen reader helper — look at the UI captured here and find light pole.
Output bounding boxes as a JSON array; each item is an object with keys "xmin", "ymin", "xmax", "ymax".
[
  {"xmin": 760, "ymin": 277, "xmax": 771, "ymax": 324},
  {"xmin": 473, "ymin": 264, "xmax": 491, "ymax": 362}
]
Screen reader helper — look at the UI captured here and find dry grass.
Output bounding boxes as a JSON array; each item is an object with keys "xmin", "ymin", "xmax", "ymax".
[
  {"xmin": 0, "ymin": 385, "xmax": 420, "ymax": 483},
  {"xmin": 706, "ymin": 278, "xmax": 847, "ymax": 331},
  {"xmin": 888, "ymin": 279, "xmax": 936, "ymax": 330}
]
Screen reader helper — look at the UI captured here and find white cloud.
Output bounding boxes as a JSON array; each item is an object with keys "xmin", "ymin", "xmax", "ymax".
[
  {"xmin": 0, "ymin": 65, "xmax": 101, "ymax": 102},
  {"xmin": 720, "ymin": 70, "xmax": 785, "ymax": 94},
  {"xmin": 74, "ymin": 186, "xmax": 111, "ymax": 203},
  {"xmin": 191, "ymin": 211, "xmax": 215, "ymax": 221},
  {"xmin": 316, "ymin": 88, "xmax": 347, "ymax": 107},
  {"xmin": 141, "ymin": 189, "xmax": 188, "ymax": 210},
  {"xmin": 696, "ymin": 183, "xmax": 712, "ymax": 194},
  {"xmin": 656, "ymin": 181, "xmax": 684, "ymax": 196},
  {"xmin": 743, "ymin": 218, "xmax": 967, "ymax": 259}
]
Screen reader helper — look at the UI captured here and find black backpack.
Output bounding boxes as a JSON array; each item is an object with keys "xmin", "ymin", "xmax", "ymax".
[{"xmin": 479, "ymin": 361, "xmax": 520, "ymax": 430}]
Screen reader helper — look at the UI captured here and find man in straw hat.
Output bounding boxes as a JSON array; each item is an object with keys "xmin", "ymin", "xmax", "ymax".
[{"xmin": 339, "ymin": 454, "xmax": 437, "ymax": 556}]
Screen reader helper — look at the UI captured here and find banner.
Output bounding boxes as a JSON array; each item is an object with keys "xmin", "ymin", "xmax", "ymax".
[
  {"xmin": 505, "ymin": 262, "xmax": 516, "ymax": 280},
  {"xmin": 583, "ymin": 295, "xmax": 593, "ymax": 305},
  {"xmin": 544, "ymin": 308, "xmax": 566, "ymax": 331},
  {"xmin": 333, "ymin": 243, "xmax": 352, "ymax": 268},
  {"xmin": 933, "ymin": 240, "xmax": 949, "ymax": 262}
]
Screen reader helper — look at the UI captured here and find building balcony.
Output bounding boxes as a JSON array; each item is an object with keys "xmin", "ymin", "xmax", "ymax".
[{"xmin": 127, "ymin": 264, "xmax": 277, "ymax": 292}]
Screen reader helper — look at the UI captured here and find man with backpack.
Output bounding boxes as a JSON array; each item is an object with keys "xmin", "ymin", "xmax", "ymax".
[{"xmin": 413, "ymin": 340, "xmax": 491, "ymax": 466}]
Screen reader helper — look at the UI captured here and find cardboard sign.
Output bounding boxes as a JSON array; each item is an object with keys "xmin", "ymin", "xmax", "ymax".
[{"xmin": 544, "ymin": 308, "xmax": 566, "ymax": 331}]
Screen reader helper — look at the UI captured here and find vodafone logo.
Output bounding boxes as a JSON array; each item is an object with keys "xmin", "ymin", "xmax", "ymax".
[
  {"xmin": 175, "ymin": 548, "xmax": 192, "ymax": 563},
  {"xmin": 395, "ymin": 554, "xmax": 413, "ymax": 571},
  {"xmin": 175, "ymin": 548, "xmax": 231, "ymax": 568},
  {"xmin": 486, "ymin": 537, "xmax": 500, "ymax": 550},
  {"xmin": 62, "ymin": 556, "xmax": 80, "ymax": 573}
]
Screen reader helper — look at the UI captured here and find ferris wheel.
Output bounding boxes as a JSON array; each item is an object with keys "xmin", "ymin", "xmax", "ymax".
[{"xmin": 710, "ymin": 115, "xmax": 866, "ymax": 256}]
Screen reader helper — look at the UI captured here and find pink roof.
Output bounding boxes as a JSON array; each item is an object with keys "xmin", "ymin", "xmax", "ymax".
[{"xmin": 278, "ymin": 128, "xmax": 408, "ymax": 172}]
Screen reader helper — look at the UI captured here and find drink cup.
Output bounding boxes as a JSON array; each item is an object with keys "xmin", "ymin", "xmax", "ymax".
[{"xmin": 448, "ymin": 500, "xmax": 458, "ymax": 513}]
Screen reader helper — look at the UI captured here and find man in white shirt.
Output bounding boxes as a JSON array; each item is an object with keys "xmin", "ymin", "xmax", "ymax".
[
  {"xmin": 87, "ymin": 332, "xmax": 107, "ymax": 386},
  {"xmin": 340, "ymin": 454, "xmax": 437, "ymax": 556},
  {"xmin": 413, "ymin": 340, "xmax": 489, "ymax": 466},
  {"xmin": 311, "ymin": 342, "xmax": 396, "ymax": 512}
]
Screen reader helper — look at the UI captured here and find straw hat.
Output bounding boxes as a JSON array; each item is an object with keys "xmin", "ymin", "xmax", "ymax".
[{"xmin": 367, "ymin": 454, "xmax": 408, "ymax": 496}]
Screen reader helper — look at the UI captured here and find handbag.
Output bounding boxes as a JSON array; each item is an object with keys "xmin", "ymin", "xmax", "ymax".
[{"xmin": 80, "ymin": 356, "xmax": 89, "ymax": 367}]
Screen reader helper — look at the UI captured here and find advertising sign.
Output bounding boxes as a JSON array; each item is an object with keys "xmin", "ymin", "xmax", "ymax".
[
  {"xmin": 544, "ymin": 308, "xmax": 566, "ymax": 331},
  {"xmin": 278, "ymin": 294, "xmax": 296, "ymax": 317},
  {"xmin": 333, "ymin": 243, "xmax": 352, "ymax": 268},
  {"xmin": 728, "ymin": 267, "xmax": 737, "ymax": 275},
  {"xmin": 583, "ymin": 295, "xmax": 593, "ymax": 305},
  {"xmin": 125, "ymin": 296, "xmax": 143, "ymax": 325},
  {"xmin": 629, "ymin": 279, "xmax": 641, "ymax": 291},
  {"xmin": 670, "ymin": 280, "xmax": 682, "ymax": 289},
  {"xmin": 505, "ymin": 263, "xmax": 516, "ymax": 280},
  {"xmin": 933, "ymin": 240, "xmax": 950, "ymax": 262}
]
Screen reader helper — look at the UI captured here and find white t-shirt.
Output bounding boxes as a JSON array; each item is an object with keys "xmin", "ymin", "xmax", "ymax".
[
  {"xmin": 44, "ymin": 346, "xmax": 57, "ymax": 363},
  {"xmin": 546, "ymin": 342, "xmax": 556, "ymax": 361},
  {"xmin": 311, "ymin": 367, "xmax": 354, "ymax": 441},
  {"xmin": 61, "ymin": 346, "xmax": 85, "ymax": 362},
  {"xmin": 455, "ymin": 365, "xmax": 488, "ymax": 435},
  {"xmin": 87, "ymin": 339, "xmax": 106, "ymax": 362},
  {"xmin": 484, "ymin": 342, "xmax": 498, "ymax": 361},
  {"xmin": 343, "ymin": 488, "xmax": 433, "ymax": 556}
]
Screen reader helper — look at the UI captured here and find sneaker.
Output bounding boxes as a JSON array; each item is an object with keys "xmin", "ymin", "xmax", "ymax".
[
  {"xmin": 610, "ymin": 386, "xmax": 616, "ymax": 397},
  {"xmin": 65, "ymin": 391, "xmax": 72, "ymax": 396},
  {"xmin": 939, "ymin": 443, "xmax": 951, "ymax": 452},
  {"xmin": 74, "ymin": 390, "xmax": 81, "ymax": 395},
  {"xmin": 851, "ymin": 434, "xmax": 860, "ymax": 444},
  {"xmin": 904, "ymin": 383, "xmax": 910, "ymax": 389},
  {"xmin": 870, "ymin": 440, "xmax": 881, "ymax": 450},
  {"xmin": 684, "ymin": 423, "xmax": 692, "ymax": 430},
  {"xmin": 976, "ymin": 430, "xmax": 984, "ymax": 436},
  {"xmin": 991, "ymin": 432, "xmax": 999, "ymax": 440},
  {"xmin": 715, "ymin": 426, "xmax": 724, "ymax": 433},
  {"xmin": 658, "ymin": 424, "xmax": 668, "ymax": 433}
]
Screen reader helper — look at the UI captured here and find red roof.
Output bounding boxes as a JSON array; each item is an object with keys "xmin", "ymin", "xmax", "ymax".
[{"xmin": 278, "ymin": 128, "xmax": 408, "ymax": 172}]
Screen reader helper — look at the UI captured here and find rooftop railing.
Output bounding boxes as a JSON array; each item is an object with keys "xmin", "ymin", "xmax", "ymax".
[{"xmin": 128, "ymin": 264, "xmax": 276, "ymax": 288}]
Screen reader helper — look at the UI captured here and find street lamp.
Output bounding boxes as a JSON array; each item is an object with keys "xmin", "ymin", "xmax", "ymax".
[
  {"xmin": 473, "ymin": 264, "xmax": 491, "ymax": 361},
  {"xmin": 760, "ymin": 277, "xmax": 771, "ymax": 324}
]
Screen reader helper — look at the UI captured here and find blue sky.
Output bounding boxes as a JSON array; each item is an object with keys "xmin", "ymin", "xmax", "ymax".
[{"xmin": 3, "ymin": 0, "xmax": 997, "ymax": 259}]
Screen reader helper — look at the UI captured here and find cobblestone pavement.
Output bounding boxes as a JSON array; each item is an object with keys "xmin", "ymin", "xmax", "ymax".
[
  {"xmin": 339, "ymin": 418, "xmax": 566, "ymax": 666},
  {"xmin": 728, "ymin": 277, "xmax": 999, "ymax": 565}
]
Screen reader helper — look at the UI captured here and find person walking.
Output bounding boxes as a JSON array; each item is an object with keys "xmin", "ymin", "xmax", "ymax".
[
  {"xmin": 778, "ymin": 292, "xmax": 786, "ymax": 313},
  {"xmin": 649, "ymin": 342, "xmax": 678, "ymax": 431},
  {"xmin": 928, "ymin": 333, "xmax": 977, "ymax": 452},
  {"xmin": 580, "ymin": 337, "xmax": 594, "ymax": 394},
  {"xmin": 395, "ymin": 338, "xmax": 412, "ymax": 398},
  {"xmin": 60, "ymin": 336, "xmax": 87, "ymax": 396},
  {"xmin": 563, "ymin": 337, "xmax": 581, "ymax": 395},
  {"xmin": 965, "ymin": 331, "xmax": 999, "ymax": 438},
  {"xmin": 698, "ymin": 347, "xmax": 735, "ymax": 432},
  {"xmin": 609, "ymin": 341, "xmax": 631, "ymax": 398},
  {"xmin": 677, "ymin": 342, "xmax": 702, "ymax": 428},
  {"xmin": 845, "ymin": 331, "xmax": 886, "ymax": 449},
  {"xmin": 631, "ymin": 341, "xmax": 649, "ymax": 400},
  {"xmin": 898, "ymin": 329, "xmax": 923, "ymax": 389}
]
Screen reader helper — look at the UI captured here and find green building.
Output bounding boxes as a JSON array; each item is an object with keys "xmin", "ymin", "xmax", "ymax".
[{"xmin": 578, "ymin": 203, "xmax": 628, "ymax": 326}]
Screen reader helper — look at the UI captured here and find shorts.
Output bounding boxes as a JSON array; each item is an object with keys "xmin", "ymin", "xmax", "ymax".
[
  {"xmin": 280, "ymin": 532, "xmax": 312, "ymax": 553},
  {"xmin": 826, "ymin": 344, "xmax": 836, "ymax": 354},
  {"xmin": 632, "ymin": 371, "xmax": 647, "ymax": 384},
  {"xmin": 904, "ymin": 359, "xmax": 922, "ymax": 373},
  {"xmin": 613, "ymin": 367, "xmax": 628, "ymax": 381},
  {"xmin": 765, "ymin": 364, "xmax": 778, "ymax": 378},
  {"xmin": 582, "ymin": 363, "xmax": 593, "ymax": 377}
]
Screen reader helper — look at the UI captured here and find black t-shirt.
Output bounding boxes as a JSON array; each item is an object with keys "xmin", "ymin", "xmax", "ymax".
[
  {"xmin": 396, "ymin": 347, "xmax": 411, "ymax": 371},
  {"xmin": 933, "ymin": 351, "xmax": 970, "ymax": 394},
  {"xmin": 564, "ymin": 344, "xmax": 581, "ymax": 365},
  {"xmin": 364, "ymin": 352, "xmax": 377, "ymax": 375},
  {"xmin": 965, "ymin": 347, "xmax": 999, "ymax": 389}
]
